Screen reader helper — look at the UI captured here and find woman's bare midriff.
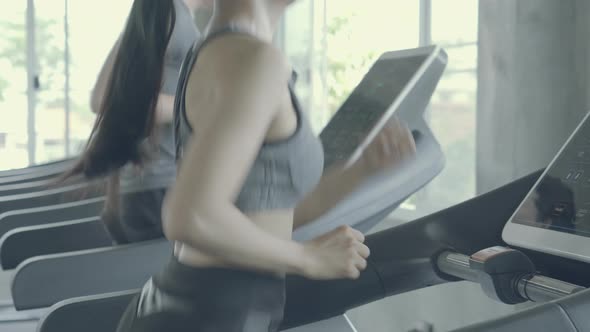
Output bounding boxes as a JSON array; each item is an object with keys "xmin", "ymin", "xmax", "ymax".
[{"xmin": 175, "ymin": 209, "xmax": 295, "ymax": 272}]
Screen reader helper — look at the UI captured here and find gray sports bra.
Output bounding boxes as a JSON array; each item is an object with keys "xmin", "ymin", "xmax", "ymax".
[{"xmin": 174, "ymin": 27, "xmax": 325, "ymax": 212}]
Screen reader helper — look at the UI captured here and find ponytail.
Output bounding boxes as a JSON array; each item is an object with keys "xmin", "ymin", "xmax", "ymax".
[{"xmin": 66, "ymin": 0, "xmax": 176, "ymax": 179}]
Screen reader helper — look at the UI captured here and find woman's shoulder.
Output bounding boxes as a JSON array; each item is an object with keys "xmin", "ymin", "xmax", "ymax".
[{"xmin": 197, "ymin": 34, "xmax": 291, "ymax": 85}]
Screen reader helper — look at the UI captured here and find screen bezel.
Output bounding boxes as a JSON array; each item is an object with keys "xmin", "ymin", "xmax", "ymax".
[
  {"xmin": 503, "ymin": 110, "xmax": 590, "ymax": 263},
  {"xmin": 326, "ymin": 45, "xmax": 446, "ymax": 168}
]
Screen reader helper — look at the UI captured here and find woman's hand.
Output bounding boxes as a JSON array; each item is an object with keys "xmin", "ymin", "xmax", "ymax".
[
  {"xmin": 300, "ymin": 225, "xmax": 370, "ymax": 280},
  {"xmin": 355, "ymin": 116, "xmax": 417, "ymax": 176}
]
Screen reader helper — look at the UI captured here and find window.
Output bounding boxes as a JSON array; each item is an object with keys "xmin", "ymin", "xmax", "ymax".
[
  {"xmin": 0, "ymin": 0, "xmax": 132, "ymax": 171},
  {"xmin": 420, "ymin": 0, "xmax": 478, "ymax": 215},
  {"xmin": 2, "ymin": 1, "xmax": 480, "ymax": 215},
  {"xmin": 0, "ymin": 2, "xmax": 29, "ymax": 169},
  {"xmin": 283, "ymin": 0, "xmax": 420, "ymax": 133},
  {"xmin": 67, "ymin": 0, "xmax": 133, "ymax": 154},
  {"xmin": 33, "ymin": 0, "xmax": 68, "ymax": 164},
  {"xmin": 283, "ymin": 0, "xmax": 479, "ymax": 219}
]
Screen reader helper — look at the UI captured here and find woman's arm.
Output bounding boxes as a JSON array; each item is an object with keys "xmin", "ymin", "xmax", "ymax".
[
  {"xmin": 90, "ymin": 36, "xmax": 175, "ymax": 124},
  {"xmin": 293, "ymin": 162, "xmax": 365, "ymax": 229},
  {"xmin": 162, "ymin": 38, "xmax": 310, "ymax": 276},
  {"xmin": 294, "ymin": 118, "xmax": 417, "ymax": 228}
]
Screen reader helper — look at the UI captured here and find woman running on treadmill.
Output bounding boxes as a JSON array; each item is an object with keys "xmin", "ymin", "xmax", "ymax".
[
  {"xmin": 77, "ymin": 0, "xmax": 417, "ymax": 331},
  {"xmin": 66, "ymin": 0, "xmax": 207, "ymax": 244}
]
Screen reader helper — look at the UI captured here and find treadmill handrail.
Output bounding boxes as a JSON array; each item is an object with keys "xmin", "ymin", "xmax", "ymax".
[
  {"xmin": 0, "ymin": 174, "xmax": 86, "ymax": 194},
  {"xmin": 0, "ymin": 197, "xmax": 105, "ymax": 243},
  {"xmin": 0, "ymin": 196, "xmax": 104, "ymax": 220},
  {"xmin": 0, "ymin": 216, "xmax": 112, "ymax": 270},
  {"xmin": 436, "ymin": 250, "xmax": 585, "ymax": 303},
  {"xmin": 0, "ymin": 184, "xmax": 104, "ymax": 216},
  {"xmin": 0, "ymin": 158, "xmax": 75, "ymax": 178},
  {"xmin": 0, "ymin": 165, "xmax": 72, "ymax": 185},
  {"xmin": 37, "ymin": 290, "xmax": 139, "ymax": 332},
  {"xmin": 0, "ymin": 181, "xmax": 103, "ymax": 203},
  {"xmin": 11, "ymin": 239, "xmax": 173, "ymax": 310}
]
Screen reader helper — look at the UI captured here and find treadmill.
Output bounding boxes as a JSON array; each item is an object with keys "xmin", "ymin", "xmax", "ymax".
[
  {"xmin": 37, "ymin": 122, "xmax": 590, "ymax": 329},
  {"xmin": 38, "ymin": 114, "xmax": 590, "ymax": 332}
]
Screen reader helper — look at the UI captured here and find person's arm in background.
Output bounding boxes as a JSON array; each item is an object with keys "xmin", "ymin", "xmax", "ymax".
[
  {"xmin": 90, "ymin": 36, "xmax": 175, "ymax": 123},
  {"xmin": 293, "ymin": 118, "xmax": 416, "ymax": 229}
]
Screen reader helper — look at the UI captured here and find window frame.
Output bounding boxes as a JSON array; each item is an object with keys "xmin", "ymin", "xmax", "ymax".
[{"xmin": 22, "ymin": 0, "xmax": 72, "ymax": 166}]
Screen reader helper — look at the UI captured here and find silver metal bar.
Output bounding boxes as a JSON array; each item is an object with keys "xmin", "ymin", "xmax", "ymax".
[
  {"xmin": 517, "ymin": 275, "xmax": 585, "ymax": 303},
  {"xmin": 436, "ymin": 251, "xmax": 478, "ymax": 282},
  {"xmin": 26, "ymin": 0, "xmax": 37, "ymax": 165},
  {"xmin": 419, "ymin": 0, "xmax": 432, "ymax": 47},
  {"xmin": 437, "ymin": 250, "xmax": 585, "ymax": 304},
  {"xmin": 64, "ymin": 0, "xmax": 71, "ymax": 156}
]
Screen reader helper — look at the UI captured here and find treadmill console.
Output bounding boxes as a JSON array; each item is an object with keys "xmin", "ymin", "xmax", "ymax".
[{"xmin": 503, "ymin": 111, "xmax": 590, "ymax": 262}]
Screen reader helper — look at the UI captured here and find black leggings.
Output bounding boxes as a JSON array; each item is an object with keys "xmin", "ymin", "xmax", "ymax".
[{"xmin": 116, "ymin": 258, "xmax": 286, "ymax": 332}]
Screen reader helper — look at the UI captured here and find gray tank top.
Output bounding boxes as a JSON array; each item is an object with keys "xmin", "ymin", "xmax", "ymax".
[
  {"xmin": 119, "ymin": 0, "xmax": 199, "ymax": 193},
  {"xmin": 174, "ymin": 27, "xmax": 325, "ymax": 211}
]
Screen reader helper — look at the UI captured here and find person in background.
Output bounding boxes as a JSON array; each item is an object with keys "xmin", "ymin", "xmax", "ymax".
[{"xmin": 67, "ymin": 0, "xmax": 208, "ymax": 244}]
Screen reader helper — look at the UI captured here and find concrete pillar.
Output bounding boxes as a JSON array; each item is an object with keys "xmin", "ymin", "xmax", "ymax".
[{"xmin": 477, "ymin": 0, "xmax": 590, "ymax": 194}]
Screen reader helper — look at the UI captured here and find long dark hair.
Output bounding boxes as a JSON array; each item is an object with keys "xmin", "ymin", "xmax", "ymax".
[{"xmin": 66, "ymin": 0, "xmax": 177, "ymax": 180}]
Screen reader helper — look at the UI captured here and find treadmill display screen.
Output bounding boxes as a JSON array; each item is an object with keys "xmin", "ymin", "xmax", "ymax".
[
  {"xmin": 511, "ymin": 118, "xmax": 590, "ymax": 237},
  {"xmin": 320, "ymin": 54, "xmax": 429, "ymax": 169}
]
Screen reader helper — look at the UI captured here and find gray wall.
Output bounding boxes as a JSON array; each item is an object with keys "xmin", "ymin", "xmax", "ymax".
[{"xmin": 477, "ymin": 0, "xmax": 590, "ymax": 194}]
